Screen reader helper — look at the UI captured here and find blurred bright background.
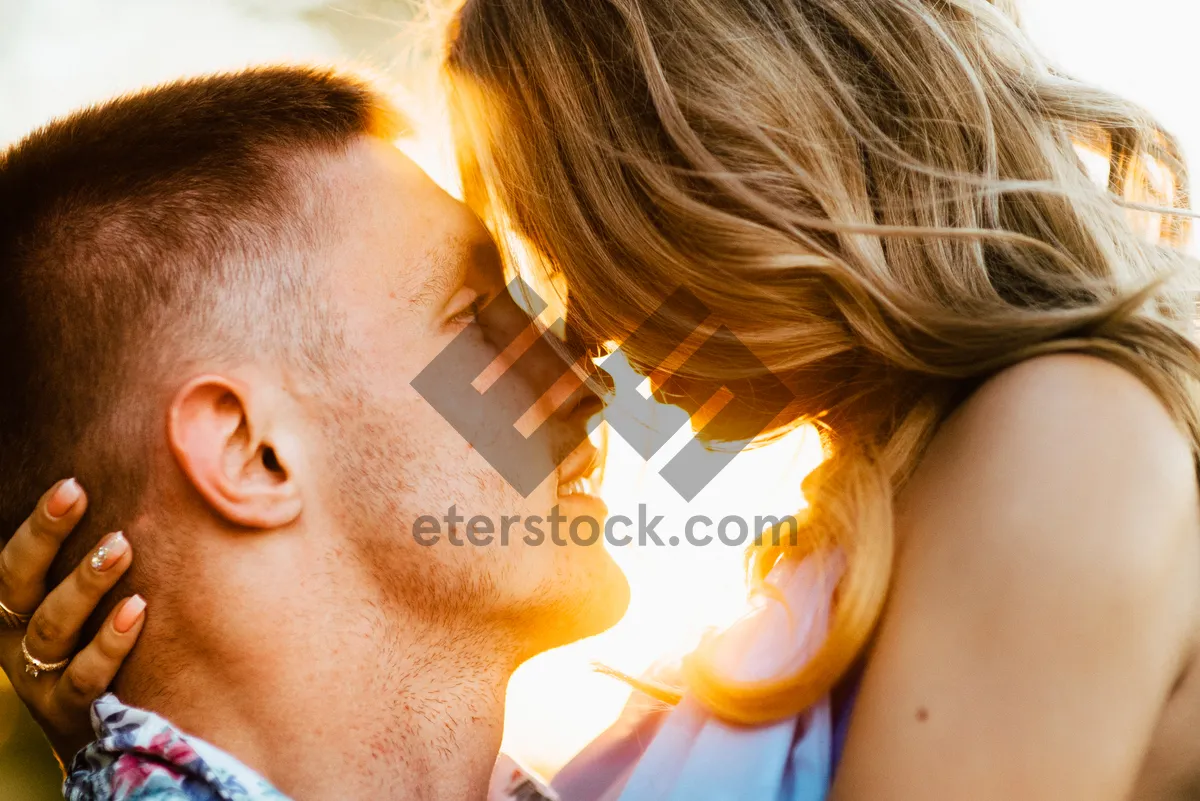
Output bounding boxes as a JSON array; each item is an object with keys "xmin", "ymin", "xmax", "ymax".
[{"xmin": 2, "ymin": 0, "xmax": 1199, "ymax": 797}]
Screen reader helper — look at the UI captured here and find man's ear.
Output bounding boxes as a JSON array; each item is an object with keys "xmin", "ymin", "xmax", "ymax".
[{"xmin": 167, "ymin": 375, "xmax": 303, "ymax": 529}]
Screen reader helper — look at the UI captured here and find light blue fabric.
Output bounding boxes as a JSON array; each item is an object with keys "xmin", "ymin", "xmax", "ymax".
[
  {"xmin": 615, "ymin": 697, "xmax": 832, "ymax": 801},
  {"xmin": 554, "ymin": 555, "xmax": 842, "ymax": 801}
]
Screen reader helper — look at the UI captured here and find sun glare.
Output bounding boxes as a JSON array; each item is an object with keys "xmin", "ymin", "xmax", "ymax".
[{"xmin": 503, "ymin": 353, "xmax": 823, "ymax": 774}]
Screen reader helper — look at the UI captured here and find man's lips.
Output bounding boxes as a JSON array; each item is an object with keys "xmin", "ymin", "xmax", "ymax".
[{"xmin": 557, "ymin": 476, "xmax": 596, "ymax": 498}]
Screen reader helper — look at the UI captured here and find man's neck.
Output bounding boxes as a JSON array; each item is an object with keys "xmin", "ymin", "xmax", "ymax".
[{"xmin": 119, "ymin": 603, "xmax": 513, "ymax": 801}]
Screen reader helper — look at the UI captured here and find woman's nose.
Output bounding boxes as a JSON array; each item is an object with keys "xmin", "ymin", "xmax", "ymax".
[{"xmin": 511, "ymin": 334, "xmax": 609, "ymax": 436}]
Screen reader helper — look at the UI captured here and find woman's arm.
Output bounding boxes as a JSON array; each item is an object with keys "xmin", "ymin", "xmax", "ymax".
[
  {"xmin": 0, "ymin": 480, "xmax": 144, "ymax": 764},
  {"xmin": 833, "ymin": 354, "xmax": 1200, "ymax": 801}
]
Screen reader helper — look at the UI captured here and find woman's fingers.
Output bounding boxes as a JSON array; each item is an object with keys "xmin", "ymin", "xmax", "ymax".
[
  {"xmin": 40, "ymin": 595, "xmax": 146, "ymax": 764},
  {"xmin": 0, "ymin": 482, "xmax": 143, "ymax": 765},
  {"xmin": 0, "ymin": 479, "xmax": 87, "ymax": 613},
  {"xmin": 49, "ymin": 595, "xmax": 145, "ymax": 723},
  {"xmin": 22, "ymin": 532, "xmax": 132, "ymax": 665}
]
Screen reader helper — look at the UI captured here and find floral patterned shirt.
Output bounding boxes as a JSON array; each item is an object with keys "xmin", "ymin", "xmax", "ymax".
[
  {"xmin": 64, "ymin": 694, "xmax": 290, "ymax": 801},
  {"xmin": 63, "ymin": 694, "xmax": 559, "ymax": 801}
]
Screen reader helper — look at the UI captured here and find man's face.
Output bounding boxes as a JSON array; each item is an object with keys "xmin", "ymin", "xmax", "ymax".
[{"xmin": 304, "ymin": 137, "xmax": 628, "ymax": 656}]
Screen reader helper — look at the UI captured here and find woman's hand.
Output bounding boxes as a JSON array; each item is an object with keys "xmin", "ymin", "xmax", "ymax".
[{"xmin": 0, "ymin": 479, "xmax": 145, "ymax": 766}]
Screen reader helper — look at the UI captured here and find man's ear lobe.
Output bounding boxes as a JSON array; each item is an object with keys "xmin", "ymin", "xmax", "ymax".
[{"xmin": 168, "ymin": 375, "xmax": 302, "ymax": 529}]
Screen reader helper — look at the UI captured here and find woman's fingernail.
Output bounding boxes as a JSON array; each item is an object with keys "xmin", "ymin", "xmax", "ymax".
[
  {"xmin": 113, "ymin": 595, "xmax": 146, "ymax": 634},
  {"xmin": 90, "ymin": 532, "xmax": 128, "ymax": 572},
  {"xmin": 47, "ymin": 478, "xmax": 82, "ymax": 519}
]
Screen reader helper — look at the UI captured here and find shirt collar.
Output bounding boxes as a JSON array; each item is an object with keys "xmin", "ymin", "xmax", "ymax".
[{"xmin": 65, "ymin": 693, "xmax": 290, "ymax": 801}]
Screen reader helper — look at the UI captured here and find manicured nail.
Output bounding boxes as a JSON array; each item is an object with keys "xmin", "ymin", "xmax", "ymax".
[
  {"xmin": 47, "ymin": 478, "xmax": 82, "ymax": 519},
  {"xmin": 113, "ymin": 595, "xmax": 146, "ymax": 634},
  {"xmin": 90, "ymin": 532, "xmax": 128, "ymax": 572}
]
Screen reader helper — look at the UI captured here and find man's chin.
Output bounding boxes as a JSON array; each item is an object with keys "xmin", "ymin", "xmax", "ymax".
[
  {"xmin": 516, "ymin": 553, "xmax": 631, "ymax": 658},
  {"xmin": 579, "ymin": 556, "xmax": 631, "ymax": 636}
]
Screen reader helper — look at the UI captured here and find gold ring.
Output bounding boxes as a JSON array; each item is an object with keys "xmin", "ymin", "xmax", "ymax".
[
  {"xmin": 0, "ymin": 599, "xmax": 32, "ymax": 629},
  {"xmin": 21, "ymin": 637, "xmax": 68, "ymax": 678}
]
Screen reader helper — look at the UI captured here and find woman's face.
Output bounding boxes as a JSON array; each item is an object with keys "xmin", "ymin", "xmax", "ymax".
[
  {"xmin": 562, "ymin": 299, "xmax": 799, "ymax": 446},
  {"xmin": 444, "ymin": 0, "xmax": 814, "ymax": 444}
]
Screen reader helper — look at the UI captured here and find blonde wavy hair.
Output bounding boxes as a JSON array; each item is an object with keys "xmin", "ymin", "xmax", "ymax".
[{"xmin": 441, "ymin": 0, "xmax": 1200, "ymax": 725}]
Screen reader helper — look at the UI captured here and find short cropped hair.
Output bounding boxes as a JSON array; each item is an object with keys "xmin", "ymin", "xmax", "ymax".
[{"xmin": 0, "ymin": 67, "xmax": 403, "ymax": 583}]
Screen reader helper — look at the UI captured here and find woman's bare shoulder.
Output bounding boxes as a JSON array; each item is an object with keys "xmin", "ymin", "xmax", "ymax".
[
  {"xmin": 937, "ymin": 351, "xmax": 1194, "ymax": 480},
  {"xmin": 904, "ymin": 351, "xmax": 1197, "ymax": 543},
  {"xmin": 897, "ymin": 350, "xmax": 1200, "ymax": 651},
  {"xmin": 833, "ymin": 353, "xmax": 1200, "ymax": 800}
]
